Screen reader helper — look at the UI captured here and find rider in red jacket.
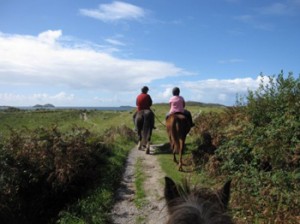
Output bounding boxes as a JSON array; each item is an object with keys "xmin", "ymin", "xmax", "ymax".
[
  {"xmin": 133, "ymin": 86, "xmax": 155, "ymax": 130},
  {"xmin": 136, "ymin": 86, "xmax": 152, "ymax": 111}
]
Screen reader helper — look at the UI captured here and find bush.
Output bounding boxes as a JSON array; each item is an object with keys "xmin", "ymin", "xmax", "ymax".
[
  {"xmin": 245, "ymin": 72, "xmax": 300, "ymax": 169},
  {"xmin": 0, "ymin": 126, "xmax": 117, "ymax": 224},
  {"xmin": 191, "ymin": 71, "xmax": 300, "ymax": 223}
]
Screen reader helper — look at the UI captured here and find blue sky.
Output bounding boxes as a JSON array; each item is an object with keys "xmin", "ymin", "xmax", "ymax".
[{"xmin": 0, "ymin": 0, "xmax": 299, "ymax": 107}]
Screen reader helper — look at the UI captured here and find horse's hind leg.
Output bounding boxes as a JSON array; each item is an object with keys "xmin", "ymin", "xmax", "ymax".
[
  {"xmin": 137, "ymin": 131, "xmax": 142, "ymax": 150},
  {"xmin": 138, "ymin": 141, "xmax": 142, "ymax": 150},
  {"xmin": 173, "ymin": 153, "xmax": 178, "ymax": 164},
  {"xmin": 178, "ymin": 157, "xmax": 183, "ymax": 171},
  {"xmin": 178, "ymin": 139, "xmax": 184, "ymax": 171},
  {"xmin": 178, "ymin": 150, "xmax": 183, "ymax": 171},
  {"xmin": 146, "ymin": 142, "xmax": 150, "ymax": 154}
]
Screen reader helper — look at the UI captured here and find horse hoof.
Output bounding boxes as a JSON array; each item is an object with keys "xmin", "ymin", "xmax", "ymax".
[{"xmin": 146, "ymin": 150, "xmax": 150, "ymax": 154}]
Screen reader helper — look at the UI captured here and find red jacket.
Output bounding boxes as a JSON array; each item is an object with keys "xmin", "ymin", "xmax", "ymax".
[{"xmin": 136, "ymin": 93, "xmax": 152, "ymax": 111}]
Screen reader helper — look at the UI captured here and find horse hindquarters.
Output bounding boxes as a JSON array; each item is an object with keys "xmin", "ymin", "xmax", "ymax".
[
  {"xmin": 172, "ymin": 115, "xmax": 188, "ymax": 171},
  {"xmin": 135, "ymin": 111, "xmax": 143, "ymax": 150},
  {"xmin": 142, "ymin": 110, "xmax": 153, "ymax": 154},
  {"xmin": 170, "ymin": 118, "xmax": 181, "ymax": 164}
]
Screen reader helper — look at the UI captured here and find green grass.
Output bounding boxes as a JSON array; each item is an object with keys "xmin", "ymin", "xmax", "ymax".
[
  {"xmin": 57, "ymin": 139, "xmax": 135, "ymax": 224},
  {"xmin": 132, "ymin": 157, "xmax": 148, "ymax": 224},
  {"xmin": 0, "ymin": 109, "xmax": 134, "ymax": 136},
  {"xmin": 0, "ymin": 105, "xmax": 225, "ymax": 223},
  {"xmin": 134, "ymin": 157, "xmax": 148, "ymax": 209},
  {"xmin": 135, "ymin": 216, "xmax": 146, "ymax": 224},
  {"xmin": 157, "ymin": 151, "xmax": 217, "ymax": 188}
]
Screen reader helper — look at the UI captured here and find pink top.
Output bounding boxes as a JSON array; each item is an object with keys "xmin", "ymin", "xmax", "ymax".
[{"xmin": 169, "ymin": 96, "xmax": 185, "ymax": 114}]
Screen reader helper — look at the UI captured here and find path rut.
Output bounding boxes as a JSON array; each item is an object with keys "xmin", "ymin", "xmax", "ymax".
[{"xmin": 111, "ymin": 145, "xmax": 168, "ymax": 224}]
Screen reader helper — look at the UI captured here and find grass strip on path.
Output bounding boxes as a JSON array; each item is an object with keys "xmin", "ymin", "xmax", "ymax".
[{"xmin": 134, "ymin": 156, "xmax": 148, "ymax": 223}]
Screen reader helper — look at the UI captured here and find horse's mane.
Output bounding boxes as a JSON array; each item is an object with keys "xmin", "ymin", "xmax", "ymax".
[{"xmin": 165, "ymin": 177, "xmax": 233, "ymax": 224}]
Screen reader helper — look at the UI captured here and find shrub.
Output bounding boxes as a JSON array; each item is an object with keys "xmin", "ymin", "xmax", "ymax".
[
  {"xmin": 191, "ymin": 71, "xmax": 300, "ymax": 223},
  {"xmin": 245, "ymin": 71, "xmax": 300, "ymax": 169},
  {"xmin": 0, "ymin": 126, "xmax": 115, "ymax": 223}
]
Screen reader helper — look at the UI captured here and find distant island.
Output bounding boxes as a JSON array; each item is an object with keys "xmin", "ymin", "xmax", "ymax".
[{"xmin": 33, "ymin": 104, "xmax": 55, "ymax": 108}]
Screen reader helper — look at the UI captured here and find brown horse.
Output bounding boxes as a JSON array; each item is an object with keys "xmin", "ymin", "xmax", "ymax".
[
  {"xmin": 135, "ymin": 109, "xmax": 154, "ymax": 154},
  {"xmin": 166, "ymin": 113, "xmax": 191, "ymax": 171},
  {"xmin": 164, "ymin": 177, "xmax": 233, "ymax": 224}
]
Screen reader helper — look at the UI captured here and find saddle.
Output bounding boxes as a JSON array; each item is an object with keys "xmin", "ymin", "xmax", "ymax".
[{"xmin": 166, "ymin": 112, "xmax": 186, "ymax": 120}]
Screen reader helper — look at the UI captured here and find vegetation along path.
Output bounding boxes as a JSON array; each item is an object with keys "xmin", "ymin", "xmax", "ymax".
[{"xmin": 111, "ymin": 144, "xmax": 168, "ymax": 224}]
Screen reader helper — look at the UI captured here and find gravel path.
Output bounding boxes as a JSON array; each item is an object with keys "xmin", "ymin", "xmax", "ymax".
[{"xmin": 111, "ymin": 145, "xmax": 168, "ymax": 224}]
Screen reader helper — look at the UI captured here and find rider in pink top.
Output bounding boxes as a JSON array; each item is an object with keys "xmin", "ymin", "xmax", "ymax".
[
  {"xmin": 169, "ymin": 95, "xmax": 185, "ymax": 114},
  {"xmin": 167, "ymin": 87, "xmax": 195, "ymax": 127}
]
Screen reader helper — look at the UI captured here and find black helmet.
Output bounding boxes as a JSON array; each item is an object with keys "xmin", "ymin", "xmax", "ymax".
[
  {"xmin": 172, "ymin": 87, "xmax": 180, "ymax": 96},
  {"xmin": 141, "ymin": 86, "xmax": 149, "ymax": 93}
]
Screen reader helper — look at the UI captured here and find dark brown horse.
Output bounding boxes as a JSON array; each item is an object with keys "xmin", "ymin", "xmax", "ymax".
[
  {"xmin": 164, "ymin": 177, "xmax": 233, "ymax": 224},
  {"xmin": 166, "ymin": 113, "xmax": 191, "ymax": 171},
  {"xmin": 135, "ymin": 109, "xmax": 154, "ymax": 154}
]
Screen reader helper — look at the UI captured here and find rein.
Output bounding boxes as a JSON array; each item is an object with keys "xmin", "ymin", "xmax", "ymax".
[{"xmin": 153, "ymin": 111, "xmax": 166, "ymax": 127}]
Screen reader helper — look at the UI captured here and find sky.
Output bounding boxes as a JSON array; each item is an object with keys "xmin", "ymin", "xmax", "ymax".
[{"xmin": 0, "ymin": 0, "xmax": 299, "ymax": 107}]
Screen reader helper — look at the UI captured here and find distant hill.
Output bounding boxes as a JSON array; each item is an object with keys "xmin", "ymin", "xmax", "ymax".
[
  {"xmin": 185, "ymin": 101, "xmax": 226, "ymax": 107},
  {"xmin": 119, "ymin": 105, "xmax": 134, "ymax": 110},
  {"xmin": 154, "ymin": 101, "xmax": 226, "ymax": 108},
  {"xmin": 33, "ymin": 104, "xmax": 55, "ymax": 108}
]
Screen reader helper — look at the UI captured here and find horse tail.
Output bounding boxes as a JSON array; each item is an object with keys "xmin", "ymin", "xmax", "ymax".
[{"xmin": 171, "ymin": 116, "xmax": 181, "ymax": 154}]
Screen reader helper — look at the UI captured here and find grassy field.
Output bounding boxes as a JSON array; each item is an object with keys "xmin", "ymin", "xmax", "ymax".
[
  {"xmin": 0, "ymin": 109, "xmax": 134, "ymax": 136},
  {"xmin": 4, "ymin": 104, "xmax": 299, "ymax": 224},
  {"xmin": 0, "ymin": 106, "xmax": 220, "ymax": 202},
  {"xmin": 2, "ymin": 73, "xmax": 297, "ymax": 223},
  {"xmin": 0, "ymin": 104, "xmax": 210, "ymax": 223},
  {"xmin": 0, "ymin": 108, "xmax": 137, "ymax": 224}
]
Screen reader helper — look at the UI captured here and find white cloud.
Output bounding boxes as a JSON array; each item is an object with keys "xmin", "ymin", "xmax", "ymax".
[
  {"xmin": 38, "ymin": 30, "xmax": 62, "ymax": 45},
  {"xmin": 105, "ymin": 38, "xmax": 126, "ymax": 46},
  {"xmin": 79, "ymin": 1, "xmax": 146, "ymax": 22},
  {"xmin": 0, "ymin": 30, "xmax": 269, "ymax": 107},
  {"xmin": 0, "ymin": 30, "xmax": 185, "ymax": 91},
  {"xmin": 153, "ymin": 76, "xmax": 264, "ymax": 106},
  {"xmin": 179, "ymin": 76, "xmax": 264, "ymax": 105},
  {"xmin": 162, "ymin": 87, "xmax": 173, "ymax": 98}
]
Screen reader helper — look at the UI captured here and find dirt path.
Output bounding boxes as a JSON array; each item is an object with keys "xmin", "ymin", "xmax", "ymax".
[{"xmin": 111, "ymin": 145, "xmax": 168, "ymax": 224}]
